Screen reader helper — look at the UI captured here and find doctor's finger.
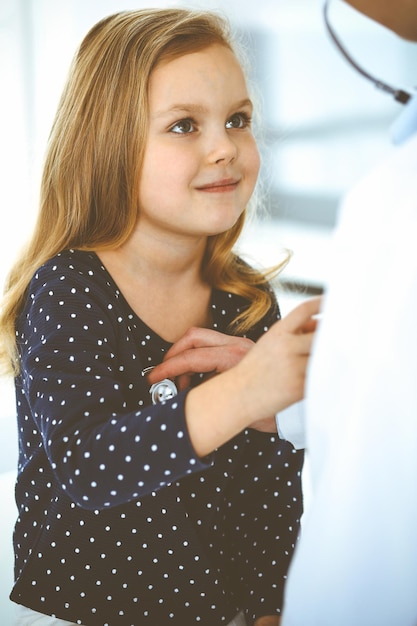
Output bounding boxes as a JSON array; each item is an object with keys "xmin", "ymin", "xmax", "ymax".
[{"xmin": 278, "ymin": 297, "xmax": 322, "ymax": 334}]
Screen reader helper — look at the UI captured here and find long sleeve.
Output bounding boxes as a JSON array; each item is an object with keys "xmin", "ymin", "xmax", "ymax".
[{"xmin": 17, "ymin": 253, "xmax": 211, "ymax": 510}]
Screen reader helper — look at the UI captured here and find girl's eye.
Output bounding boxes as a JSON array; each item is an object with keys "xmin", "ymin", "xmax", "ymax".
[
  {"xmin": 169, "ymin": 118, "xmax": 196, "ymax": 134},
  {"xmin": 225, "ymin": 112, "xmax": 251, "ymax": 130}
]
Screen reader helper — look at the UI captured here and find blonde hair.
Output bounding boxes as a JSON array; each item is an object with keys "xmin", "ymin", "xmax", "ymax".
[{"xmin": 0, "ymin": 8, "xmax": 286, "ymax": 376}]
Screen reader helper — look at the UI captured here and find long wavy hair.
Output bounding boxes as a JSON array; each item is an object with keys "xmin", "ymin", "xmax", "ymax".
[{"xmin": 0, "ymin": 8, "xmax": 288, "ymax": 375}]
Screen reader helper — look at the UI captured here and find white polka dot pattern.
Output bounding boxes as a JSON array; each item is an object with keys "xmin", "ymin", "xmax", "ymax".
[{"xmin": 10, "ymin": 250, "xmax": 304, "ymax": 625}]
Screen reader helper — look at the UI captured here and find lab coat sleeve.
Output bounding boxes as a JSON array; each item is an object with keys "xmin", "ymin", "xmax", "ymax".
[{"xmin": 275, "ymin": 400, "xmax": 306, "ymax": 450}]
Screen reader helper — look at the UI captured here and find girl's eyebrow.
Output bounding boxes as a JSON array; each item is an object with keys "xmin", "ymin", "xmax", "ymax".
[{"xmin": 153, "ymin": 98, "xmax": 253, "ymax": 119}]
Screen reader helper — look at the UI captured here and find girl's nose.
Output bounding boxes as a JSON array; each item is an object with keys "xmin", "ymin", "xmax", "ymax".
[{"xmin": 207, "ymin": 130, "xmax": 238, "ymax": 165}]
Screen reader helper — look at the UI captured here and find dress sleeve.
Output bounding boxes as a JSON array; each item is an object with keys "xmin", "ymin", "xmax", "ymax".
[{"xmin": 18, "ymin": 263, "xmax": 212, "ymax": 510}]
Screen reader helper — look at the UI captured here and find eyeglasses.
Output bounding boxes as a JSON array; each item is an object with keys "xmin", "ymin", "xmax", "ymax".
[{"xmin": 323, "ymin": 0, "xmax": 411, "ymax": 104}]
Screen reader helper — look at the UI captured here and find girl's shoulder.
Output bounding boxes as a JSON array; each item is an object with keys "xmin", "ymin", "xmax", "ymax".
[
  {"xmin": 31, "ymin": 249, "xmax": 115, "ymax": 292},
  {"xmin": 27, "ymin": 249, "xmax": 121, "ymax": 310},
  {"xmin": 35, "ymin": 249, "xmax": 102, "ymax": 279}
]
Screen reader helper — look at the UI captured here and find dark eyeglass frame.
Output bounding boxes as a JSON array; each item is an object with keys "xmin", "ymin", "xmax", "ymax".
[{"xmin": 323, "ymin": 0, "xmax": 411, "ymax": 104}]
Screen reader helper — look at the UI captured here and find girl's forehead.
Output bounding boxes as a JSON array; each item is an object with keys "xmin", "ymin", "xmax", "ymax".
[
  {"xmin": 152, "ymin": 44, "xmax": 242, "ymax": 78},
  {"xmin": 148, "ymin": 47, "xmax": 250, "ymax": 116}
]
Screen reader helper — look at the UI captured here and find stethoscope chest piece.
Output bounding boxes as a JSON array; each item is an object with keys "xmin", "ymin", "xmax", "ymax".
[
  {"xmin": 142, "ymin": 366, "xmax": 178, "ymax": 405},
  {"xmin": 149, "ymin": 378, "xmax": 178, "ymax": 404}
]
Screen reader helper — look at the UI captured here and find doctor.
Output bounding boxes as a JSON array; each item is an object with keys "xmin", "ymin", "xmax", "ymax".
[{"xmin": 282, "ymin": 1, "xmax": 417, "ymax": 625}]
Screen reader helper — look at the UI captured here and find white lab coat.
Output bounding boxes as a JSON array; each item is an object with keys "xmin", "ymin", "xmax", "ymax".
[{"xmin": 282, "ymin": 121, "xmax": 417, "ymax": 625}]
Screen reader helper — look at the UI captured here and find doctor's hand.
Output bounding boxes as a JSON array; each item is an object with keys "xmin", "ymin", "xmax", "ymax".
[
  {"xmin": 147, "ymin": 328, "xmax": 254, "ymax": 391},
  {"xmin": 240, "ymin": 296, "xmax": 321, "ymax": 422}
]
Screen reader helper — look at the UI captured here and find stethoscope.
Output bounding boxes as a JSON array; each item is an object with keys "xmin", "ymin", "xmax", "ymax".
[
  {"xmin": 323, "ymin": 0, "xmax": 412, "ymax": 104},
  {"xmin": 142, "ymin": 366, "xmax": 178, "ymax": 404}
]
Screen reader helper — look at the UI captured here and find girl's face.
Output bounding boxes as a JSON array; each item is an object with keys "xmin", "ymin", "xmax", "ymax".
[{"xmin": 137, "ymin": 44, "xmax": 260, "ymax": 241}]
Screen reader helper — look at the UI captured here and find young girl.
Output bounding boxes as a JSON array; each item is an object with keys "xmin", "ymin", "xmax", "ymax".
[{"xmin": 0, "ymin": 8, "xmax": 319, "ymax": 626}]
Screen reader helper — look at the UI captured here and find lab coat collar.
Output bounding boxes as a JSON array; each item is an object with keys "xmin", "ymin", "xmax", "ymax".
[{"xmin": 391, "ymin": 90, "xmax": 417, "ymax": 144}]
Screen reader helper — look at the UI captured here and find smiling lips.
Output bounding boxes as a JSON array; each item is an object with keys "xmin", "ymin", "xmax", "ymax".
[{"xmin": 196, "ymin": 178, "xmax": 239, "ymax": 193}]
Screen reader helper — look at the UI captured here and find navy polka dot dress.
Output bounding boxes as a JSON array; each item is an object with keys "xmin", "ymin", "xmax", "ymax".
[{"xmin": 10, "ymin": 250, "xmax": 304, "ymax": 626}]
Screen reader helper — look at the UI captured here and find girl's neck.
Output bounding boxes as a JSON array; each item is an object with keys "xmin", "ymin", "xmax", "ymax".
[
  {"xmin": 117, "ymin": 225, "xmax": 207, "ymax": 280},
  {"xmin": 96, "ymin": 227, "xmax": 212, "ymax": 343}
]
